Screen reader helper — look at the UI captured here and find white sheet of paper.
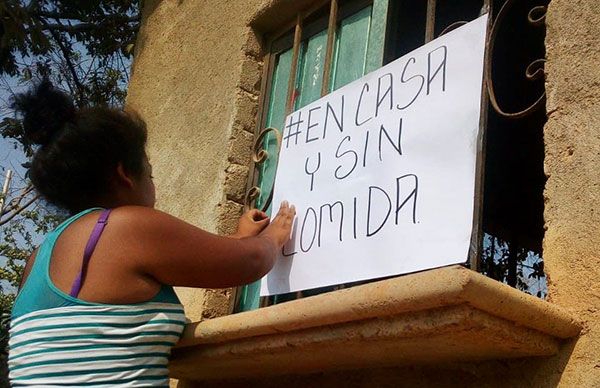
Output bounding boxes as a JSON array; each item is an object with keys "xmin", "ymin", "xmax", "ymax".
[{"xmin": 261, "ymin": 14, "xmax": 488, "ymax": 296}]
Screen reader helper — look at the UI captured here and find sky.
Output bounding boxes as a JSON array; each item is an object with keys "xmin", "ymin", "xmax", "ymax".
[
  {"xmin": 0, "ymin": 73, "xmax": 29, "ymax": 181},
  {"xmin": 1, "ymin": 138, "xmax": 27, "ymax": 180},
  {"xmin": 1, "ymin": 71, "xmax": 31, "ymax": 224},
  {"xmin": 0, "ymin": 138, "xmax": 29, "ymax": 294},
  {"xmin": 0, "ymin": 78, "xmax": 39, "ymax": 294}
]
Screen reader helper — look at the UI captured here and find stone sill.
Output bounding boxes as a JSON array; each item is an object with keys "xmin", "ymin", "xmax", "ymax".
[{"xmin": 168, "ymin": 265, "xmax": 581, "ymax": 381}]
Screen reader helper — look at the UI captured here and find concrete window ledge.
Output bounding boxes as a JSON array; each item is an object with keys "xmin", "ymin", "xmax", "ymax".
[{"xmin": 168, "ymin": 265, "xmax": 581, "ymax": 381}]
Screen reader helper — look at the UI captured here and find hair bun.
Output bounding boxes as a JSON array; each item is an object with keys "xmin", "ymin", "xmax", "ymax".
[{"xmin": 12, "ymin": 80, "xmax": 76, "ymax": 146}]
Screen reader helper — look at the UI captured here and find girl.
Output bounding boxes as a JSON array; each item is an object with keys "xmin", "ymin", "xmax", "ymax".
[{"xmin": 7, "ymin": 81, "xmax": 295, "ymax": 386}]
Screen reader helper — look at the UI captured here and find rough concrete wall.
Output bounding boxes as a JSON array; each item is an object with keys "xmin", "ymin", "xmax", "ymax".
[
  {"xmin": 539, "ymin": 0, "xmax": 600, "ymax": 385},
  {"xmin": 126, "ymin": 0, "xmax": 264, "ymax": 322}
]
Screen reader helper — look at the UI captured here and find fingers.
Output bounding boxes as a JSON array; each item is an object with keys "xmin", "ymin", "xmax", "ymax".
[
  {"xmin": 279, "ymin": 200, "xmax": 289, "ymax": 212},
  {"xmin": 252, "ymin": 210, "xmax": 268, "ymax": 222},
  {"xmin": 246, "ymin": 209, "xmax": 268, "ymax": 221},
  {"xmin": 255, "ymin": 217, "xmax": 270, "ymax": 226},
  {"xmin": 275, "ymin": 201, "xmax": 296, "ymax": 226},
  {"xmin": 286, "ymin": 204, "xmax": 296, "ymax": 225},
  {"xmin": 259, "ymin": 201, "xmax": 296, "ymax": 247},
  {"xmin": 278, "ymin": 200, "xmax": 293, "ymax": 213}
]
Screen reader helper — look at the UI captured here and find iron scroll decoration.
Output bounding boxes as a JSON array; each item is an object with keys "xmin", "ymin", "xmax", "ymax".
[
  {"xmin": 439, "ymin": 1, "xmax": 547, "ymax": 119},
  {"xmin": 485, "ymin": 0, "xmax": 547, "ymax": 119},
  {"xmin": 439, "ymin": 21, "xmax": 469, "ymax": 36},
  {"xmin": 244, "ymin": 127, "xmax": 282, "ymax": 212}
]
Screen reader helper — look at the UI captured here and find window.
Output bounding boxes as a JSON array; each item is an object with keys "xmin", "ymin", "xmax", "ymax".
[{"xmin": 236, "ymin": 0, "xmax": 549, "ymax": 312}]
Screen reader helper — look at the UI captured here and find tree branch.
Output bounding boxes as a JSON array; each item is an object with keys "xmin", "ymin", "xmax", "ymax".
[
  {"xmin": 40, "ymin": 18, "xmax": 87, "ymax": 105},
  {"xmin": 0, "ymin": 194, "xmax": 40, "ymax": 227},
  {"xmin": 0, "ymin": 185, "xmax": 35, "ymax": 218},
  {"xmin": 31, "ymin": 12, "xmax": 140, "ymax": 24},
  {"xmin": 27, "ymin": 18, "xmax": 139, "ymax": 35}
]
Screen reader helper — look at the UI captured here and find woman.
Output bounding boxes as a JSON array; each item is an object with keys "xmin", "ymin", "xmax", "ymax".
[{"xmin": 7, "ymin": 81, "xmax": 295, "ymax": 386}]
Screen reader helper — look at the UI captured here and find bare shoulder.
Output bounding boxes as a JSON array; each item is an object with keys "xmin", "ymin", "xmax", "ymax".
[
  {"xmin": 108, "ymin": 205, "xmax": 170, "ymax": 223},
  {"xmin": 102, "ymin": 205, "xmax": 216, "ymax": 265},
  {"xmin": 106, "ymin": 206, "xmax": 186, "ymax": 235}
]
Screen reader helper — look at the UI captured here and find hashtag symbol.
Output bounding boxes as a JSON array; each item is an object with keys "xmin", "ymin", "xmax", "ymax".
[{"xmin": 284, "ymin": 111, "xmax": 303, "ymax": 148}]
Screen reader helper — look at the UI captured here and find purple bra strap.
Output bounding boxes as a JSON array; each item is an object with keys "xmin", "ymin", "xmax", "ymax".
[{"xmin": 69, "ymin": 209, "xmax": 112, "ymax": 297}]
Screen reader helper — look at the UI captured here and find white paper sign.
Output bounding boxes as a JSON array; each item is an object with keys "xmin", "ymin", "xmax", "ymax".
[{"xmin": 261, "ymin": 15, "xmax": 488, "ymax": 296}]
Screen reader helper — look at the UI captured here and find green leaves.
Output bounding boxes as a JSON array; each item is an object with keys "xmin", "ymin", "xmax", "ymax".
[
  {"xmin": 481, "ymin": 234, "xmax": 546, "ymax": 299},
  {"xmin": 0, "ymin": 117, "xmax": 32, "ymax": 156},
  {"xmin": 0, "ymin": 308, "xmax": 11, "ymax": 356},
  {"xmin": 0, "ymin": 0, "xmax": 139, "ymax": 112},
  {"xmin": 0, "ymin": 1, "xmax": 138, "ymax": 351},
  {"xmin": 0, "ymin": 203, "xmax": 66, "ymax": 298},
  {"xmin": 0, "ymin": 1, "xmax": 140, "ymax": 77}
]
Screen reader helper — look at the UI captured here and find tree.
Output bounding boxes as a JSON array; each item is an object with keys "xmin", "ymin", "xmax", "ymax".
[
  {"xmin": 0, "ymin": 0, "xmax": 141, "ymax": 365},
  {"xmin": 0, "ymin": 0, "xmax": 140, "ymax": 154},
  {"xmin": 480, "ymin": 234, "xmax": 547, "ymax": 299}
]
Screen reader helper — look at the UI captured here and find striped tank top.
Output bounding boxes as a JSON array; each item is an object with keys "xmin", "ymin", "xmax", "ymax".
[{"xmin": 8, "ymin": 208, "xmax": 186, "ymax": 387}]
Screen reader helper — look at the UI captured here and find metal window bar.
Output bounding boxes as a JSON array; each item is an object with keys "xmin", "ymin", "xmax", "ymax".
[
  {"xmin": 321, "ymin": 0, "xmax": 338, "ymax": 97},
  {"xmin": 425, "ymin": 0, "xmax": 437, "ymax": 43}
]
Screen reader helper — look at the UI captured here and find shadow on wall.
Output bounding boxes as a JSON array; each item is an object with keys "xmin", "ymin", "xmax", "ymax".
[{"xmin": 172, "ymin": 338, "xmax": 578, "ymax": 387}]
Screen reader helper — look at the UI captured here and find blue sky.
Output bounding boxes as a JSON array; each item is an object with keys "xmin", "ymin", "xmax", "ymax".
[
  {"xmin": 0, "ymin": 78, "xmax": 39, "ymax": 294},
  {"xmin": 0, "ymin": 137, "xmax": 29, "ymax": 294},
  {"xmin": 1, "ymin": 138, "xmax": 27, "ymax": 179},
  {"xmin": 0, "ymin": 74, "xmax": 29, "ymax": 180}
]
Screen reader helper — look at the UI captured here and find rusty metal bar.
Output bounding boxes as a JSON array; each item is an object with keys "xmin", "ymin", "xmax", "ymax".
[
  {"xmin": 242, "ymin": 48, "xmax": 274, "ymax": 214},
  {"xmin": 262, "ymin": 14, "xmax": 302, "ymax": 308},
  {"xmin": 256, "ymin": 51, "xmax": 274, "ymax": 132},
  {"xmin": 425, "ymin": 0, "xmax": 436, "ymax": 43},
  {"xmin": 468, "ymin": 0, "xmax": 492, "ymax": 273},
  {"xmin": 321, "ymin": 0, "xmax": 338, "ymax": 96},
  {"xmin": 286, "ymin": 14, "xmax": 303, "ymax": 114}
]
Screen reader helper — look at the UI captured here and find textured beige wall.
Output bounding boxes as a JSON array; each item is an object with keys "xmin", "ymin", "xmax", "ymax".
[
  {"xmin": 539, "ymin": 0, "xmax": 600, "ymax": 384},
  {"xmin": 130, "ymin": 0, "xmax": 599, "ymax": 386},
  {"xmin": 126, "ymin": 0, "xmax": 264, "ymax": 322}
]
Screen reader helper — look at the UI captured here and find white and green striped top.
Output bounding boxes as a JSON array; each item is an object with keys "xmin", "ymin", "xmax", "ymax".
[
  {"xmin": 8, "ymin": 208, "xmax": 187, "ymax": 386},
  {"xmin": 8, "ymin": 303, "xmax": 186, "ymax": 386}
]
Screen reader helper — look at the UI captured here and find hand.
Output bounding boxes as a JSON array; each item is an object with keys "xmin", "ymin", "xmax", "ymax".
[
  {"xmin": 259, "ymin": 201, "xmax": 296, "ymax": 248},
  {"xmin": 233, "ymin": 209, "xmax": 270, "ymax": 238}
]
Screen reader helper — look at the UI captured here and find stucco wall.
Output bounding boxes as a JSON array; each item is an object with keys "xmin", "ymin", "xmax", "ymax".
[
  {"xmin": 126, "ymin": 0, "xmax": 265, "ymax": 322},
  {"xmin": 539, "ymin": 0, "xmax": 600, "ymax": 384},
  {"xmin": 128, "ymin": 0, "xmax": 600, "ymax": 386}
]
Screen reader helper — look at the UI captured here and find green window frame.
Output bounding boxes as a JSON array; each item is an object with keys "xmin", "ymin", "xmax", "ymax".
[{"xmin": 236, "ymin": 0, "xmax": 391, "ymax": 312}]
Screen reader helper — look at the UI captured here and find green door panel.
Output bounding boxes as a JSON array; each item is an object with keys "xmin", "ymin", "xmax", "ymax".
[
  {"xmin": 330, "ymin": 5, "xmax": 372, "ymax": 91},
  {"xmin": 295, "ymin": 29, "xmax": 329, "ymax": 109},
  {"xmin": 366, "ymin": 0, "xmax": 390, "ymax": 73}
]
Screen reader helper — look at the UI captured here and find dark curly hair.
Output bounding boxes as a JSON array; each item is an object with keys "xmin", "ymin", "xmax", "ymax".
[{"xmin": 12, "ymin": 80, "xmax": 148, "ymax": 213}]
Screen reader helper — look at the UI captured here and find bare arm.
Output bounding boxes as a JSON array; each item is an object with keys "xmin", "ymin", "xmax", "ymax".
[{"xmin": 112, "ymin": 202, "xmax": 295, "ymax": 289}]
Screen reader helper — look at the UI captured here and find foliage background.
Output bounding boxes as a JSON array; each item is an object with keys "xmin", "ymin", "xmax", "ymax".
[{"xmin": 0, "ymin": 1, "xmax": 141, "ymax": 383}]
